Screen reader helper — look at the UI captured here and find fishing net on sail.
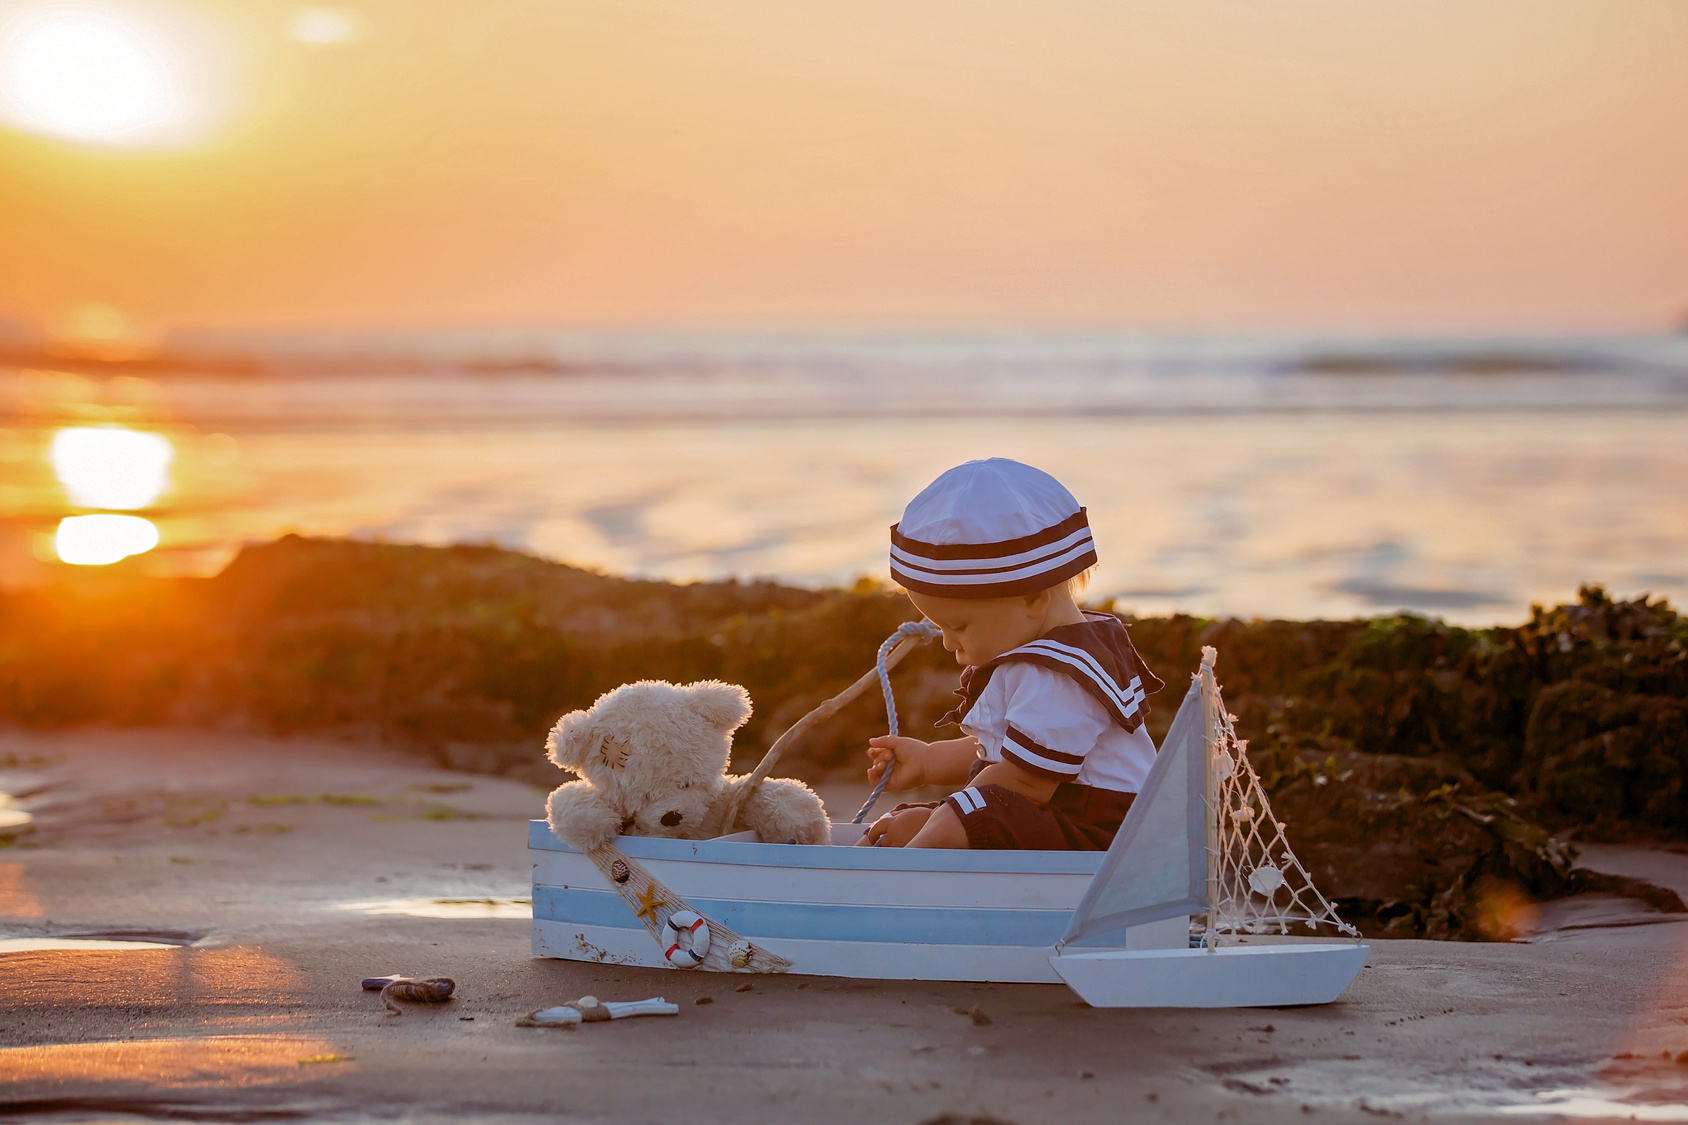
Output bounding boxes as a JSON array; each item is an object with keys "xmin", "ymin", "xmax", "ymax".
[{"xmin": 1205, "ymin": 673, "xmax": 1359, "ymax": 941}]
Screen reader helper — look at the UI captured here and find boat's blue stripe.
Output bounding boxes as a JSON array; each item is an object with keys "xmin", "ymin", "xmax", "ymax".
[
  {"xmin": 526, "ymin": 821, "xmax": 1103, "ymax": 875},
  {"xmin": 532, "ymin": 886, "xmax": 1072, "ymax": 946}
]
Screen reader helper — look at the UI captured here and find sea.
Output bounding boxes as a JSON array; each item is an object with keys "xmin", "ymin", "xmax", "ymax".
[{"xmin": 3, "ymin": 331, "xmax": 1687, "ymax": 625}]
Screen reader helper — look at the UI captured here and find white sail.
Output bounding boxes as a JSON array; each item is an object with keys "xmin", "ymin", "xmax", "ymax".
[{"xmin": 1060, "ymin": 672, "xmax": 1208, "ymax": 947}]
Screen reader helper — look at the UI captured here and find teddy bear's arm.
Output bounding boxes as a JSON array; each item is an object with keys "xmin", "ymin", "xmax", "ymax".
[
  {"xmin": 718, "ymin": 775, "xmax": 830, "ymax": 845},
  {"xmin": 546, "ymin": 780, "xmax": 625, "ymax": 852}
]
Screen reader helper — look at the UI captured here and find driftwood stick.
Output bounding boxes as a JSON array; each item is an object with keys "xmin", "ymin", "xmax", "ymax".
[{"xmin": 715, "ymin": 633, "xmax": 930, "ymax": 837}]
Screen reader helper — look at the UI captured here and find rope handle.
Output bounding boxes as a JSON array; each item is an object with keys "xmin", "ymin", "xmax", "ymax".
[
  {"xmin": 714, "ymin": 618, "xmax": 941, "ymax": 837},
  {"xmin": 852, "ymin": 620, "xmax": 943, "ymax": 823}
]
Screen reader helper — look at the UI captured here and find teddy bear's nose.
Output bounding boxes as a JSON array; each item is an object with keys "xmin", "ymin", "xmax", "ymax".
[{"xmin": 660, "ymin": 810, "xmax": 683, "ymax": 827}]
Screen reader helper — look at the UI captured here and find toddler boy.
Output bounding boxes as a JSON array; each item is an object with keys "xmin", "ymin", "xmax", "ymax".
[{"xmin": 858, "ymin": 458, "xmax": 1162, "ymax": 850}]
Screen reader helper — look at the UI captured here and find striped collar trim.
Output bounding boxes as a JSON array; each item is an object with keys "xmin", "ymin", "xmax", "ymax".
[{"xmin": 1006, "ymin": 638, "xmax": 1149, "ymax": 726}]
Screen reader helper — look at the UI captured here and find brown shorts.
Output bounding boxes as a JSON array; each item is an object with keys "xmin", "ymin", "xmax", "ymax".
[{"xmin": 888, "ymin": 770, "xmax": 1135, "ymax": 851}]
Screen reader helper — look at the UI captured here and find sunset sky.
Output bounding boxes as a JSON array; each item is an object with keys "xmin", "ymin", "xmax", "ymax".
[{"xmin": 0, "ymin": 0, "xmax": 1684, "ymax": 338}]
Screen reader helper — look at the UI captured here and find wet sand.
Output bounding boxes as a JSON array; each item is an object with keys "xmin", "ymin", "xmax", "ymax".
[{"xmin": 6, "ymin": 729, "xmax": 1688, "ymax": 1123}]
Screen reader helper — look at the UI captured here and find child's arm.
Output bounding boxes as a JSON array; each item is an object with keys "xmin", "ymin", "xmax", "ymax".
[{"xmin": 865, "ymin": 736, "xmax": 979, "ymax": 791}]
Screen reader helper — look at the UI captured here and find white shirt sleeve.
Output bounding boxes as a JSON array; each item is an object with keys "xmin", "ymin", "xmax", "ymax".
[{"xmin": 958, "ymin": 663, "xmax": 1111, "ymax": 781}]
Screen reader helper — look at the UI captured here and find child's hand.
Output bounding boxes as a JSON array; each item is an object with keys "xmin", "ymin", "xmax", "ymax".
[
  {"xmin": 855, "ymin": 805, "xmax": 935, "ymax": 847},
  {"xmin": 866, "ymin": 736, "xmax": 929, "ymax": 791}
]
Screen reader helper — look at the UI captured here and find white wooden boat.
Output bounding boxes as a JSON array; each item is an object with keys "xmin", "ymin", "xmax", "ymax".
[{"xmin": 532, "ymin": 647, "xmax": 1369, "ymax": 1006}]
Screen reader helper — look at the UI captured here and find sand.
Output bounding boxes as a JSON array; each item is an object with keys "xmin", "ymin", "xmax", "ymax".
[{"xmin": 5, "ymin": 728, "xmax": 1688, "ymax": 1124}]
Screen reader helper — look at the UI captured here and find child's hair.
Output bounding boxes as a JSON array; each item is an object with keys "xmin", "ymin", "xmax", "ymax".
[
  {"xmin": 1065, "ymin": 566, "xmax": 1096, "ymax": 599},
  {"xmin": 1018, "ymin": 566, "xmax": 1094, "ymax": 605}
]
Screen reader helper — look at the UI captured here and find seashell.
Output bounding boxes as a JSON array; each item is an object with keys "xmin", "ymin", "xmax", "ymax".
[
  {"xmin": 1247, "ymin": 864, "xmax": 1284, "ymax": 895},
  {"xmin": 611, "ymin": 859, "xmax": 630, "ymax": 884},
  {"xmin": 576, "ymin": 995, "xmax": 599, "ymax": 1008},
  {"xmin": 1212, "ymin": 751, "xmax": 1235, "ymax": 780},
  {"xmin": 728, "ymin": 941, "xmax": 752, "ymax": 969}
]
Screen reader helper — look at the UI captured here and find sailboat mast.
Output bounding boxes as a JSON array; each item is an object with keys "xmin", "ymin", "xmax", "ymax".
[{"xmin": 1199, "ymin": 646, "xmax": 1221, "ymax": 943}]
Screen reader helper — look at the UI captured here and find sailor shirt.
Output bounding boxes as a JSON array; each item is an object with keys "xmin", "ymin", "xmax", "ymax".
[{"xmin": 959, "ymin": 662, "xmax": 1158, "ymax": 794}]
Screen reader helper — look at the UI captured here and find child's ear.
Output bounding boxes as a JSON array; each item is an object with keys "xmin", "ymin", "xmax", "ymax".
[
  {"xmin": 685, "ymin": 681, "xmax": 752, "ymax": 733},
  {"xmin": 546, "ymin": 710, "xmax": 598, "ymax": 771}
]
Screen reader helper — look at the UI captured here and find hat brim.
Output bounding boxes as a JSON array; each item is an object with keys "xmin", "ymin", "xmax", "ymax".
[{"xmin": 889, "ymin": 509, "xmax": 1096, "ymax": 599}]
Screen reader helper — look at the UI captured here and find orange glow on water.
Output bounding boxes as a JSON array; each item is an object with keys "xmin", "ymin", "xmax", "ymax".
[
  {"xmin": 0, "ymin": 862, "xmax": 42, "ymax": 916},
  {"xmin": 0, "ymin": 945, "xmax": 304, "ymax": 1007},
  {"xmin": 0, "ymin": 1034, "xmax": 340, "ymax": 1088}
]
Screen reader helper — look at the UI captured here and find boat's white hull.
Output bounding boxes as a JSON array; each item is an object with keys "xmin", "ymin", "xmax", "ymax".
[
  {"xmin": 529, "ymin": 821, "xmax": 1366, "ymax": 1003},
  {"xmin": 534, "ymin": 918, "xmax": 1077, "ymax": 982},
  {"xmin": 1051, "ymin": 942, "xmax": 1370, "ymax": 1008},
  {"xmin": 529, "ymin": 820, "xmax": 1185, "ymax": 983}
]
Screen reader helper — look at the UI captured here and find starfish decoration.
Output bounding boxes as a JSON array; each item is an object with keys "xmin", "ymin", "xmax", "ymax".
[{"xmin": 634, "ymin": 882, "xmax": 666, "ymax": 926}]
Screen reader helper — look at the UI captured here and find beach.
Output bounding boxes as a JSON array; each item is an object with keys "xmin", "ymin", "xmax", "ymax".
[
  {"xmin": 5, "ymin": 0, "xmax": 1686, "ymax": 1115},
  {"xmin": 7, "ymin": 726, "xmax": 1688, "ymax": 1123}
]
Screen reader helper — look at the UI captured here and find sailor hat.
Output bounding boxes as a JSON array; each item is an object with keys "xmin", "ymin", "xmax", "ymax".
[{"xmin": 889, "ymin": 458, "xmax": 1097, "ymax": 598}]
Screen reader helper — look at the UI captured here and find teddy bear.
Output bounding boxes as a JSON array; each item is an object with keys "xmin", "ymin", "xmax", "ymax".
[{"xmin": 543, "ymin": 679, "xmax": 831, "ymax": 851}]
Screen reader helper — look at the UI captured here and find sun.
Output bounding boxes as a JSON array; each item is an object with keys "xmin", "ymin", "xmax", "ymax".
[{"xmin": 0, "ymin": 4, "xmax": 192, "ymax": 146}]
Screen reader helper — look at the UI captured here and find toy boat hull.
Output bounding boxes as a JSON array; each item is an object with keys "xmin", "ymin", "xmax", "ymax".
[
  {"xmin": 1051, "ymin": 942, "xmax": 1371, "ymax": 1008},
  {"xmin": 529, "ymin": 821, "xmax": 1187, "ymax": 983},
  {"xmin": 529, "ymin": 650, "xmax": 1370, "ymax": 1005}
]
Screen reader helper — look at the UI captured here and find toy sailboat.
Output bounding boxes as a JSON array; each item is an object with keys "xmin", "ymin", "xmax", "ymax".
[{"xmin": 530, "ymin": 646, "xmax": 1369, "ymax": 1007}]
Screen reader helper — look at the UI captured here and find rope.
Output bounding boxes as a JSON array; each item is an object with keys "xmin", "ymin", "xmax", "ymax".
[
  {"xmin": 852, "ymin": 620, "xmax": 943, "ymax": 824},
  {"xmin": 1201, "ymin": 660, "xmax": 1359, "ymax": 944}
]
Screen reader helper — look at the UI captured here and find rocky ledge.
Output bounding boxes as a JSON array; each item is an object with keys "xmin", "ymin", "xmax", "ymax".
[{"xmin": 3, "ymin": 535, "xmax": 1683, "ymax": 939}]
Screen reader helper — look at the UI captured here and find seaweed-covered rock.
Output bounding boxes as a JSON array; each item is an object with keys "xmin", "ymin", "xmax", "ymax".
[
  {"xmin": 0, "ymin": 535, "xmax": 957, "ymax": 780},
  {"xmin": 1122, "ymin": 585, "xmax": 1688, "ymax": 841},
  {"xmin": 3, "ymin": 538, "xmax": 1686, "ymax": 939},
  {"xmin": 1256, "ymin": 748, "xmax": 1576, "ymax": 940}
]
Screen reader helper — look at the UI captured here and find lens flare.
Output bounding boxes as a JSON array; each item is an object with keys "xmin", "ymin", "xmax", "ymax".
[
  {"xmin": 55, "ymin": 514, "xmax": 159, "ymax": 565},
  {"xmin": 50, "ymin": 426, "xmax": 173, "ymax": 509},
  {"xmin": 0, "ymin": 5, "xmax": 186, "ymax": 145}
]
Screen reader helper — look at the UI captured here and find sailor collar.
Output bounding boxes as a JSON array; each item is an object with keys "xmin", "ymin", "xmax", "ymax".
[{"xmin": 939, "ymin": 613, "xmax": 1165, "ymax": 734}]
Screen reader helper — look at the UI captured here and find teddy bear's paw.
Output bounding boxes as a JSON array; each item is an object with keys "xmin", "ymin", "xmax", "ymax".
[
  {"xmin": 744, "ymin": 778, "xmax": 830, "ymax": 845},
  {"xmin": 546, "ymin": 782, "xmax": 623, "ymax": 851}
]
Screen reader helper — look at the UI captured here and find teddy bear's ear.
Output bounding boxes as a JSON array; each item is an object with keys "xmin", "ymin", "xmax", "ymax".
[
  {"xmin": 685, "ymin": 680, "xmax": 752, "ymax": 732},
  {"xmin": 545, "ymin": 710, "xmax": 598, "ymax": 771}
]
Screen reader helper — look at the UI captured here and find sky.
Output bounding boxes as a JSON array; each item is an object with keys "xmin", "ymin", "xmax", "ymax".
[{"xmin": 0, "ymin": 0, "xmax": 1685, "ymax": 339}]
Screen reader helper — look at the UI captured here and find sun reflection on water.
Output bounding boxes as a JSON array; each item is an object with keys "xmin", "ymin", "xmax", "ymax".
[
  {"xmin": 45, "ymin": 425, "xmax": 173, "ymax": 565},
  {"xmin": 49, "ymin": 425, "xmax": 173, "ymax": 509},
  {"xmin": 55, "ymin": 513, "xmax": 160, "ymax": 565}
]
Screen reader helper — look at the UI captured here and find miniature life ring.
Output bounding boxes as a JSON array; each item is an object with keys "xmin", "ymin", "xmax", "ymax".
[{"xmin": 661, "ymin": 910, "xmax": 711, "ymax": 967}]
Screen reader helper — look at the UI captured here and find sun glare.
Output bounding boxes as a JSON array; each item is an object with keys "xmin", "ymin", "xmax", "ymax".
[
  {"xmin": 55, "ymin": 514, "xmax": 159, "ymax": 565},
  {"xmin": 50, "ymin": 426, "xmax": 173, "ymax": 509},
  {"xmin": 290, "ymin": 7, "xmax": 361, "ymax": 46},
  {"xmin": 0, "ymin": 4, "xmax": 191, "ymax": 145}
]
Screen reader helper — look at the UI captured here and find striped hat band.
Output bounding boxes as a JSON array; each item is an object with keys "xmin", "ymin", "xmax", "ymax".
[{"xmin": 889, "ymin": 509, "xmax": 1096, "ymax": 598}]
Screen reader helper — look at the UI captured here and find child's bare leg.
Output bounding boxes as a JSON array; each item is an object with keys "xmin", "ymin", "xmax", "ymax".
[
  {"xmin": 855, "ymin": 806, "xmax": 934, "ymax": 847},
  {"xmin": 905, "ymin": 803, "xmax": 969, "ymax": 849}
]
